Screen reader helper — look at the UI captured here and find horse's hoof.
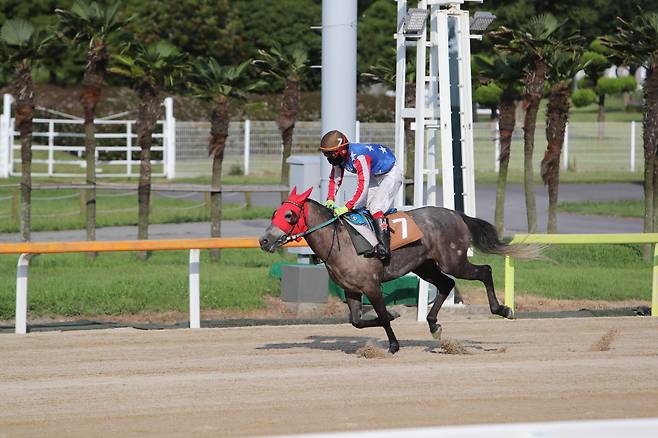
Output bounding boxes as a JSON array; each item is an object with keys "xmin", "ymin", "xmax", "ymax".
[
  {"xmin": 503, "ymin": 306, "xmax": 515, "ymax": 320},
  {"xmin": 388, "ymin": 342, "xmax": 400, "ymax": 354},
  {"xmin": 430, "ymin": 324, "xmax": 442, "ymax": 340}
]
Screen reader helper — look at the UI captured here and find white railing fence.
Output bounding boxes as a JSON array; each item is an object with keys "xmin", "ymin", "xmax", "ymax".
[
  {"xmin": 175, "ymin": 119, "xmax": 644, "ymax": 179},
  {"xmin": 0, "ymin": 94, "xmax": 176, "ymax": 179},
  {"xmin": 0, "ymin": 92, "xmax": 645, "ymax": 180}
]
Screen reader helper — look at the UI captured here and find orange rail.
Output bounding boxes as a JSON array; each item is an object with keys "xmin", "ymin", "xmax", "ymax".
[
  {"xmin": 6, "ymin": 236, "xmax": 310, "ymax": 334},
  {"xmin": 0, "ymin": 237, "xmax": 308, "ymax": 254}
]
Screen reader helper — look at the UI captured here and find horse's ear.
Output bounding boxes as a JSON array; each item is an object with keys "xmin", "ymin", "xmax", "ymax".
[
  {"xmin": 289, "ymin": 186, "xmax": 297, "ymax": 197},
  {"xmin": 299, "ymin": 187, "xmax": 313, "ymax": 201}
]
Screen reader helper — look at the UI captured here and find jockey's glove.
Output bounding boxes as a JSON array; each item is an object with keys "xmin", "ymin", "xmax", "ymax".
[
  {"xmin": 333, "ymin": 205, "xmax": 349, "ymax": 217},
  {"xmin": 324, "ymin": 199, "xmax": 335, "ymax": 210}
]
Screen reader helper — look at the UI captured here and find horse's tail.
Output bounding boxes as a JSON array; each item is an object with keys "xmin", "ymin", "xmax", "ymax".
[{"xmin": 457, "ymin": 212, "xmax": 542, "ymax": 260}]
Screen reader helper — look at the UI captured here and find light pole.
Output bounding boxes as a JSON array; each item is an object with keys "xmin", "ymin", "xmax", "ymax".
[{"xmin": 320, "ymin": 0, "xmax": 357, "ymax": 201}]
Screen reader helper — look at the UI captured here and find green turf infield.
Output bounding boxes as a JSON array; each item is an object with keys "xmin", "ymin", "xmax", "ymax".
[{"xmin": 0, "ymin": 244, "xmax": 651, "ymax": 320}]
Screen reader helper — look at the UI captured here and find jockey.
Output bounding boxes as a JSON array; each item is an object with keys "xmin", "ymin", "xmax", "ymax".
[{"xmin": 320, "ymin": 129, "xmax": 403, "ymax": 260}]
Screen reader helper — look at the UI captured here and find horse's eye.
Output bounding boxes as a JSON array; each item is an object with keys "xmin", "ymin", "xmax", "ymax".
[{"xmin": 285, "ymin": 211, "xmax": 293, "ymax": 220}]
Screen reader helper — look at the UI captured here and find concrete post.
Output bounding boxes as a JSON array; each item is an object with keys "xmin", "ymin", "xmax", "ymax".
[
  {"xmin": 189, "ymin": 249, "xmax": 200, "ymax": 329},
  {"xmin": 0, "ymin": 94, "xmax": 13, "ymax": 178},
  {"xmin": 244, "ymin": 119, "xmax": 251, "ymax": 176},
  {"xmin": 164, "ymin": 97, "xmax": 176, "ymax": 179},
  {"xmin": 15, "ymin": 253, "xmax": 32, "ymax": 334},
  {"xmin": 631, "ymin": 121, "xmax": 636, "ymax": 172}
]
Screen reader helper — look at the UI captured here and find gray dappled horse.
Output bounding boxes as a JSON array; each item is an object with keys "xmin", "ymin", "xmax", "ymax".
[{"xmin": 259, "ymin": 187, "xmax": 539, "ymax": 354}]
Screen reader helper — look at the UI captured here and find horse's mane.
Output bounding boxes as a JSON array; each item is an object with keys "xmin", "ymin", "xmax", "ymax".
[{"xmin": 305, "ymin": 198, "xmax": 334, "ymax": 221}]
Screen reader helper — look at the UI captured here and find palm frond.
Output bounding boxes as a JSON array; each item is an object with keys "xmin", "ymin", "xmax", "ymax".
[
  {"xmin": 254, "ymin": 42, "xmax": 309, "ymax": 87},
  {"xmin": 189, "ymin": 56, "xmax": 261, "ymax": 101},
  {"xmin": 1, "ymin": 19, "xmax": 34, "ymax": 47},
  {"xmin": 56, "ymin": 0, "xmax": 132, "ymax": 44},
  {"xmin": 603, "ymin": 13, "xmax": 658, "ymax": 68}
]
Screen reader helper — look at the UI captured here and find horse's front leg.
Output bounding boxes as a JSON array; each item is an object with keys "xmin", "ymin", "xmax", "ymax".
[
  {"xmin": 363, "ymin": 287, "xmax": 400, "ymax": 354},
  {"xmin": 345, "ymin": 290, "xmax": 380, "ymax": 329}
]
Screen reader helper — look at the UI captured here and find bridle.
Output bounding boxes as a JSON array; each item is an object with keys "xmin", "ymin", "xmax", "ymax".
[
  {"xmin": 273, "ymin": 200, "xmax": 341, "ymax": 253},
  {"xmin": 272, "ymin": 199, "xmax": 308, "ymax": 247}
]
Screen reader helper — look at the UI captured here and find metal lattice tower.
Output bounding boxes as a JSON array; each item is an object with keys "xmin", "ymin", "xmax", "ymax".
[
  {"xmin": 395, "ymin": 0, "xmax": 493, "ymax": 320},
  {"xmin": 394, "ymin": 0, "xmax": 486, "ymax": 219}
]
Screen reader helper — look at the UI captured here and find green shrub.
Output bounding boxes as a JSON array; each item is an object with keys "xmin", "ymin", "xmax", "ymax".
[
  {"xmin": 229, "ymin": 164, "xmax": 244, "ymax": 176},
  {"xmin": 473, "ymin": 83, "xmax": 502, "ymax": 107},
  {"xmin": 596, "ymin": 77, "xmax": 625, "ymax": 96},
  {"xmin": 572, "ymin": 88, "xmax": 598, "ymax": 107},
  {"xmin": 619, "ymin": 75, "xmax": 637, "ymax": 92}
]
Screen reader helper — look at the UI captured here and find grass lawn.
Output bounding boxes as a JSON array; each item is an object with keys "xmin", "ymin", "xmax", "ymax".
[
  {"xmin": 0, "ymin": 244, "xmax": 651, "ymax": 320},
  {"xmin": 0, "ymin": 177, "xmax": 276, "ymax": 233},
  {"xmin": 558, "ymin": 199, "xmax": 642, "ymax": 218},
  {"xmin": 459, "ymin": 244, "xmax": 652, "ymax": 302},
  {"xmin": 0, "ymin": 249, "xmax": 295, "ymax": 320}
]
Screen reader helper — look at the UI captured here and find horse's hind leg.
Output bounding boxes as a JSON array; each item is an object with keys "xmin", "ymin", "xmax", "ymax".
[
  {"xmin": 362, "ymin": 287, "xmax": 400, "ymax": 354},
  {"xmin": 451, "ymin": 262, "xmax": 513, "ymax": 319},
  {"xmin": 413, "ymin": 261, "xmax": 455, "ymax": 339}
]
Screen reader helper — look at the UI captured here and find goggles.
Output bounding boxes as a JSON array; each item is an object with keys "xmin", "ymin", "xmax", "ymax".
[{"xmin": 322, "ymin": 149, "xmax": 343, "ymax": 160}]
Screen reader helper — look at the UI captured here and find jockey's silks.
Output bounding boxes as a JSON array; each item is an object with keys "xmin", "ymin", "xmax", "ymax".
[
  {"xmin": 327, "ymin": 143, "xmax": 397, "ymax": 210},
  {"xmin": 343, "ymin": 143, "xmax": 396, "ymax": 175}
]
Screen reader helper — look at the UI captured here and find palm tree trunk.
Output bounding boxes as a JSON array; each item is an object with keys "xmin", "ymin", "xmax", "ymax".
[
  {"xmin": 494, "ymin": 96, "xmax": 516, "ymax": 236},
  {"xmin": 136, "ymin": 84, "xmax": 161, "ymax": 260},
  {"xmin": 210, "ymin": 96, "xmax": 230, "ymax": 263},
  {"xmin": 15, "ymin": 63, "xmax": 34, "ymax": 242},
  {"xmin": 644, "ymin": 151, "xmax": 655, "ymax": 261},
  {"xmin": 542, "ymin": 83, "xmax": 571, "ymax": 234},
  {"xmin": 644, "ymin": 66, "xmax": 658, "ymax": 260},
  {"xmin": 81, "ymin": 42, "xmax": 108, "ymax": 259},
  {"xmin": 279, "ymin": 78, "xmax": 299, "ymax": 202},
  {"xmin": 521, "ymin": 62, "xmax": 546, "ymax": 233}
]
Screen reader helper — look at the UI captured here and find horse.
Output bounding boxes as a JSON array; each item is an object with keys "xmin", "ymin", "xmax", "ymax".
[{"xmin": 259, "ymin": 187, "xmax": 539, "ymax": 354}]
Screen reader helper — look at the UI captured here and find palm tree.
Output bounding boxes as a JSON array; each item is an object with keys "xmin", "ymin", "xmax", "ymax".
[
  {"xmin": 541, "ymin": 48, "xmax": 589, "ymax": 233},
  {"xmin": 56, "ymin": 0, "xmax": 133, "ymax": 256},
  {"xmin": 473, "ymin": 52, "xmax": 524, "ymax": 236},
  {"xmin": 491, "ymin": 14, "xmax": 563, "ymax": 233},
  {"xmin": 188, "ymin": 57, "xmax": 261, "ymax": 262},
  {"xmin": 0, "ymin": 19, "xmax": 50, "ymax": 242},
  {"xmin": 110, "ymin": 40, "xmax": 187, "ymax": 257},
  {"xmin": 603, "ymin": 13, "xmax": 658, "ymax": 258},
  {"xmin": 254, "ymin": 43, "xmax": 308, "ymax": 197}
]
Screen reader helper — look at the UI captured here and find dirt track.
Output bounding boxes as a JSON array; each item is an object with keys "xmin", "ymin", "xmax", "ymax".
[{"xmin": 2, "ymin": 315, "xmax": 658, "ymax": 437}]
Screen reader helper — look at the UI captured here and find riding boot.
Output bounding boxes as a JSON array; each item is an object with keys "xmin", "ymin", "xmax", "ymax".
[{"xmin": 374, "ymin": 217, "xmax": 390, "ymax": 261}]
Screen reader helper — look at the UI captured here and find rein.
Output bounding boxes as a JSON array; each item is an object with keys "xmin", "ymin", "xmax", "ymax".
[
  {"xmin": 278, "ymin": 215, "xmax": 340, "ymax": 245},
  {"xmin": 274, "ymin": 200, "xmax": 340, "ymax": 246}
]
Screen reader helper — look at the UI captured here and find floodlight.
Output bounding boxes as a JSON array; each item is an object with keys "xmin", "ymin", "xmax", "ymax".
[
  {"xmin": 469, "ymin": 11, "xmax": 496, "ymax": 32},
  {"xmin": 402, "ymin": 8, "xmax": 429, "ymax": 37}
]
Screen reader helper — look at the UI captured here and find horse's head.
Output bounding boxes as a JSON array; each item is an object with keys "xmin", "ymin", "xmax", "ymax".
[{"xmin": 259, "ymin": 186, "xmax": 314, "ymax": 252}]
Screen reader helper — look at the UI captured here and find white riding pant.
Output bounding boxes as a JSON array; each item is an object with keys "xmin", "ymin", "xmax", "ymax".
[{"xmin": 353, "ymin": 163, "xmax": 403, "ymax": 214}]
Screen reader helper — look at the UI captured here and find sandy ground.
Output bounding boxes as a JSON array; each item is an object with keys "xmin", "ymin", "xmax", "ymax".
[{"xmin": 1, "ymin": 314, "xmax": 658, "ymax": 437}]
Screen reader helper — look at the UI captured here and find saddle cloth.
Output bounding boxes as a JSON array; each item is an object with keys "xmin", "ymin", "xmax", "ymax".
[
  {"xmin": 343, "ymin": 210, "xmax": 423, "ymax": 255},
  {"xmin": 387, "ymin": 211, "xmax": 424, "ymax": 250}
]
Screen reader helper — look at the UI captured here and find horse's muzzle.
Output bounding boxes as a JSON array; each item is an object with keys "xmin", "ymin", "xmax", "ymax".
[{"xmin": 258, "ymin": 235, "xmax": 279, "ymax": 253}]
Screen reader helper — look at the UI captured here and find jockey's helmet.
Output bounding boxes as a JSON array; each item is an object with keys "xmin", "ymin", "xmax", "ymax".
[{"xmin": 320, "ymin": 130, "xmax": 349, "ymax": 166}]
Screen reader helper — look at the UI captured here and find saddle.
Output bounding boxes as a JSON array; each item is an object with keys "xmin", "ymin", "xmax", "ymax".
[{"xmin": 343, "ymin": 209, "xmax": 423, "ymax": 256}]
